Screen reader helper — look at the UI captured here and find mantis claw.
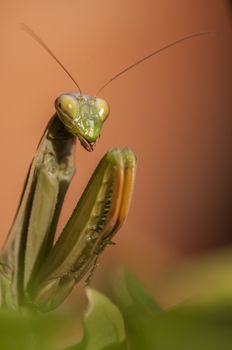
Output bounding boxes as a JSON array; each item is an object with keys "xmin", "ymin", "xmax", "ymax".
[
  {"xmin": 32, "ymin": 148, "xmax": 136, "ymax": 311},
  {"xmin": 0, "ymin": 92, "xmax": 136, "ymax": 312}
]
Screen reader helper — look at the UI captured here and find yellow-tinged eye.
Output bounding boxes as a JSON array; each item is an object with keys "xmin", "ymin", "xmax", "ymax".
[
  {"xmin": 59, "ymin": 95, "xmax": 78, "ymax": 119},
  {"xmin": 95, "ymin": 98, "xmax": 109, "ymax": 122}
]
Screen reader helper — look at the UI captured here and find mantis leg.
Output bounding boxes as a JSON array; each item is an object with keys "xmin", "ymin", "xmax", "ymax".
[
  {"xmin": 31, "ymin": 148, "xmax": 136, "ymax": 311},
  {"xmin": 0, "ymin": 116, "xmax": 136, "ymax": 312},
  {"xmin": 0, "ymin": 116, "xmax": 76, "ymax": 308}
]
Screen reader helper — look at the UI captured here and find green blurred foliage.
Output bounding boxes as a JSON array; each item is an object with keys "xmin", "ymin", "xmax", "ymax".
[
  {"xmin": 111, "ymin": 272, "xmax": 164, "ymax": 350},
  {"xmin": 2, "ymin": 263, "xmax": 232, "ymax": 349},
  {"xmin": 112, "ymin": 272, "xmax": 232, "ymax": 350},
  {"xmin": 66, "ymin": 269, "xmax": 232, "ymax": 349},
  {"xmin": 68, "ymin": 289, "xmax": 126, "ymax": 350},
  {"xmin": 0, "ymin": 309, "xmax": 66, "ymax": 350}
]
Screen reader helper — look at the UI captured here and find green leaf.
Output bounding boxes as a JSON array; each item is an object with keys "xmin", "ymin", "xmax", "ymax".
[
  {"xmin": 69, "ymin": 288, "xmax": 127, "ymax": 350},
  {"xmin": 114, "ymin": 272, "xmax": 232, "ymax": 350},
  {"xmin": 0, "ymin": 309, "xmax": 65, "ymax": 350},
  {"xmin": 122, "ymin": 272, "xmax": 163, "ymax": 314},
  {"xmin": 150, "ymin": 302, "xmax": 232, "ymax": 350},
  {"xmin": 112, "ymin": 272, "xmax": 163, "ymax": 350}
]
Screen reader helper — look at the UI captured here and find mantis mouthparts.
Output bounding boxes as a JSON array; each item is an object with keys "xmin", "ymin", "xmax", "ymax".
[{"xmin": 0, "ymin": 115, "xmax": 137, "ymax": 312}]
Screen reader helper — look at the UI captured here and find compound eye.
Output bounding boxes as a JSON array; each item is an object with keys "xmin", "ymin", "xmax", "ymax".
[
  {"xmin": 95, "ymin": 98, "xmax": 110, "ymax": 122},
  {"xmin": 58, "ymin": 95, "xmax": 78, "ymax": 119}
]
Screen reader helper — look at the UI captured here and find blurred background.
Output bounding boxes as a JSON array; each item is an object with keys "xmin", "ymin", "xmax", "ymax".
[{"xmin": 0, "ymin": 0, "xmax": 232, "ymax": 308}]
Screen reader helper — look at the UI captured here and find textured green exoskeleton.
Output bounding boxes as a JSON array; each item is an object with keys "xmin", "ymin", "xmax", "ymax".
[
  {"xmin": 55, "ymin": 93, "xmax": 109, "ymax": 149},
  {"xmin": 0, "ymin": 91, "xmax": 136, "ymax": 311},
  {"xmin": 33, "ymin": 147, "xmax": 136, "ymax": 311}
]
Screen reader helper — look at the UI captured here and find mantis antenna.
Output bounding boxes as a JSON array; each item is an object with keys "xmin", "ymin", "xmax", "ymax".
[
  {"xmin": 21, "ymin": 23, "xmax": 82, "ymax": 94},
  {"xmin": 95, "ymin": 31, "xmax": 210, "ymax": 95}
]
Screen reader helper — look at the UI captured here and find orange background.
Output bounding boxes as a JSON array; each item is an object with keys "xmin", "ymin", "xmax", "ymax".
[{"xmin": 0, "ymin": 0, "xmax": 232, "ymax": 302}]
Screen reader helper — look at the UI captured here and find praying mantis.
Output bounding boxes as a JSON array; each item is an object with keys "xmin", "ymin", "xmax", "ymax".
[{"xmin": 0, "ymin": 26, "xmax": 209, "ymax": 312}]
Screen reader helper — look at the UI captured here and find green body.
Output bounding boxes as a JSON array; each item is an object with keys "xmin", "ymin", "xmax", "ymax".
[{"xmin": 0, "ymin": 94, "xmax": 136, "ymax": 312}]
